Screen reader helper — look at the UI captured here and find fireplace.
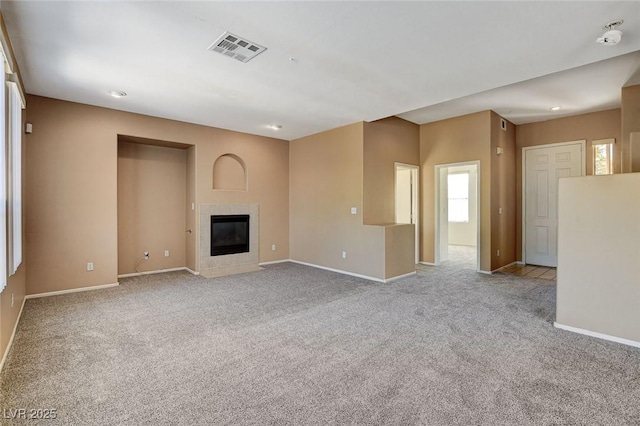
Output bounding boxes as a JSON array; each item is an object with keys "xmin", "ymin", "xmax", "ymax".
[{"xmin": 210, "ymin": 215, "xmax": 250, "ymax": 256}]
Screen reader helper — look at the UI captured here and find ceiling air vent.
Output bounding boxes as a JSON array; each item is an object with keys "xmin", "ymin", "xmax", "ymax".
[{"xmin": 208, "ymin": 32, "xmax": 267, "ymax": 63}]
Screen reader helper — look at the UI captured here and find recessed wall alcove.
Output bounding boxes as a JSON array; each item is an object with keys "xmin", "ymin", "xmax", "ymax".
[
  {"xmin": 117, "ymin": 134, "xmax": 196, "ymax": 276},
  {"xmin": 213, "ymin": 154, "xmax": 247, "ymax": 191}
]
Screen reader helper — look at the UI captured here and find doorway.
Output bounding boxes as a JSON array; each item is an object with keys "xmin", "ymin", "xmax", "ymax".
[
  {"xmin": 522, "ymin": 140, "xmax": 585, "ymax": 267},
  {"xmin": 435, "ymin": 161, "xmax": 480, "ymax": 271},
  {"xmin": 394, "ymin": 163, "xmax": 419, "ymax": 264}
]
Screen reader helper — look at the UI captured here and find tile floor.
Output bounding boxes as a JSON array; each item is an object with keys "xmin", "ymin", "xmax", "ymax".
[
  {"xmin": 447, "ymin": 245, "xmax": 557, "ymax": 281},
  {"xmin": 500, "ymin": 263, "xmax": 557, "ymax": 280}
]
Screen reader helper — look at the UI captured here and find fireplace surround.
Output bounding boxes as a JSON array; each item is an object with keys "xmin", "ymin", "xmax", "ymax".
[{"xmin": 199, "ymin": 204, "xmax": 259, "ymax": 278}]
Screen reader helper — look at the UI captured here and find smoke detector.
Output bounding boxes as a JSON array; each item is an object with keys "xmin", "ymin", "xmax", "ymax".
[
  {"xmin": 208, "ymin": 31, "xmax": 267, "ymax": 63},
  {"xmin": 597, "ymin": 20, "xmax": 623, "ymax": 46}
]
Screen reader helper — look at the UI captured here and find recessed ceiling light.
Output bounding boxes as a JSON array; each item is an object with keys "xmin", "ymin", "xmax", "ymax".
[
  {"xmin": 596, "ymin": 20, "xmax": 623, "ymax": 45},
  {"xmin": 267, "ymin": 124, "xmax": 282, "ymax": 130},
  {"xmin": 549, "ymin": 106, "xmax": 562, "ymax": 111},
  {"xmin": 107, "ymin": 90, "xmax": 127, "ymax": 98}
]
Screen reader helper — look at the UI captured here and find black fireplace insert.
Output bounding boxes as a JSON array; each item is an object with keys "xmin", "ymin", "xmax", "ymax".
[{"xmin": 210, "ymin": 215, "xmax": 250, "ymax": 256}]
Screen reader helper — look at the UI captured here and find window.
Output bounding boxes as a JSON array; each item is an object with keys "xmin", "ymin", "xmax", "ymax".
[
  {"xmin": 8, "ymin": 82, "xmax": 22, "ymax": 275},
  {"xmin": 593, "ymin": 139, "xmax": 614, "ymax": 176},
  {"xmin": 0, "ymin": 70, "xmax": 6, "ymax": 292},
  {"xmin": 448, "ymin": 172, "xmax": 469, "ymax": 223},
  {"xmin": 0, "ymin": 42, "xmax": 26, "ymax": 290}
]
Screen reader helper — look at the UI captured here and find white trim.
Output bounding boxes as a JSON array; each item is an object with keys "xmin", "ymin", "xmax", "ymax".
[
  {"xmin": 493, "ymin": 261, "xmax": 519, "ymax": 273},
  {"xmin": 25, "ymin": 282, "xmax": 119, "ymax": 299},
  {"xmin": 394, "ymin": 162, "xmax": 420, "ymax": 264},
  {"xmin": 434, "ymin": 160, "xmax": 481, "ymax": 272},
  {"xmin": 258, "ymin": 259, "xmax": 291, "ymax": 266},
  {"xmin": 522, "ymin": 140, "xmax": 586, "ymax": 266},
  {"xmin": 384, "ymin": 271, "xmax": 417, "ymax": 282},
  {"xmin": 419, "ymin": 261, "xmax": 436, "ymax": 266},
  {"xmin": 478, "ymin": 270, "xmax": 492, "ymax": 275},
  {"xmin": 289, "ymin": 260, "xmax": 385, "ymax": 283},
  {"xmin": 184, "ymin": 267, "xmax": 200, "ymax": 276},
  {"xmin": 0, "ymin": 296, "xmax": 26, "ymax": 374},
  {"xmin": 290, "ymin": 260, "xmax": 416, "ymax": 284},
  {"xmin": 118, "ymin": 267, "xmax": 188, "ymax": 278},
  {"xmin": 554, "ymin": 322, "xmax": 640, "ymax": 349}
]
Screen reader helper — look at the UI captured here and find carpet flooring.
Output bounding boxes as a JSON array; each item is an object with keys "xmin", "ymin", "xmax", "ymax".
[{"xmin": 1, "ymin": 261, "xmax": 639, "ymax": 425}]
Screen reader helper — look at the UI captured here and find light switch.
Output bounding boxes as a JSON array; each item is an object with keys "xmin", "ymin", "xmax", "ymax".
[{"xmin": 351, "ymin": 207, "xmax": 357, "ymax": 215}]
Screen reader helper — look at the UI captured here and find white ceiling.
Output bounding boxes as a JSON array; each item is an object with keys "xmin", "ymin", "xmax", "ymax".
[{"xmin": 2, "ymin": 1, "xmax": 640, "ymax": 140}]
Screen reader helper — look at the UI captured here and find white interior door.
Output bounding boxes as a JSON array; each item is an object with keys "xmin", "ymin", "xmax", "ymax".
[
  {"xmin": 395, "ymin": 168, "xmax": 412, "ymax": 223},
  {"xmin": 438, "ymin": 167, "xmax": 449, "ymax": 262},
  {"xmin": 395, "ymin": 164, "xmax": 419, "ymax": 264},
  {"xmin": 524, "ymin": 142, "xmax": 584, "ymax": 267}
]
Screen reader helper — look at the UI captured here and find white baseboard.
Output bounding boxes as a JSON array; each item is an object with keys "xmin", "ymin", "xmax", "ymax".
[
  {"xmin": 258, "ymin": 259, "xmax": 292, "ymax": 266},
  {"xmin": 118, "ymin": 267, "xmax": 189, "ymax": 278},
  {"xmin": 0, "ymin": 296, "xmax": 26, "ymax": 374},
  {"xmin": 478, "ymin": 270, "xmax": 492, "ymax": 275},
  {"xmin": 516, "ymin": 260, "xmax": 525, "ymax": 265},
  {"xmin": 289, "ymin": 260, "xmax": 417, "ymax": 284},
  {"xmin": 419, "ymin": 261, "xmax": 436, "ymax": 266},
  {"xmin": 26, "ymin": 282, "xmax": 119, "ymax": 299},
  {"xmin": 554, "ymin": 322, "xmax": 640, "ymax": 349},
  {"xmin": 184, "ymin": 267, "xmax": 199, "ymax": 276},
  {"xmin": 289, "ymin": 260, "xmax": 385, "ymax": 283},
  {"xmin": 384, "ymin": 271, "xmax": 417, "ymax": 283}
]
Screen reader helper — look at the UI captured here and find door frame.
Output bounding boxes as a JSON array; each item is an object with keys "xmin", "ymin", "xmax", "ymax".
[
  {"xmin": 394, "ymin": 162, "xmax": 420, "ymax": 264},
  {"xmin": 434, "ymin": 160, "xmax": 480, "ymax": 272},
  {"xmin": 522, "ymin": 140, "xmax": 586, "ymax": 265}
]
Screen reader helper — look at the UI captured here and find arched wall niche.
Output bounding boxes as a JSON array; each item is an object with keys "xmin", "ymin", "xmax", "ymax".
[{"xmin": 212, "ymin": 153, "xmax": 247, "ymax": 191}]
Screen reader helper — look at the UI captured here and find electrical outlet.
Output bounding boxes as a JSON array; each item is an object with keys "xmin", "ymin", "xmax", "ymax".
[
  {"xmin": 87, "ymin": 262, "xmax": 94, "ymax": 271},
  {"xmin": 342, "ymin": 251, "xmax": 347, "ymax": 259},
  {"xmin": 11, "ymin": 293, "xmax": 14, "ymax": 308},
  {"xmin": 271, "ymin": 244, "xmax": 276, "ymax": 251},
  {"xmin": 144, "ymin": 251, "xmax": 149, "ymax": 260},
  {"xmin": 497, "ymin": 249, "xmax": 500, "ymax": 257},
  {"xmin": 351, "ymin": 207, "xmax": 357, "ymax": 215},
  {"xmin": 164, "ymin": 250, "xmax": 169, "ymax": 257},
  {"xmin": 499, "ymin": 207, "xmax": 503, "ymax": 215}
]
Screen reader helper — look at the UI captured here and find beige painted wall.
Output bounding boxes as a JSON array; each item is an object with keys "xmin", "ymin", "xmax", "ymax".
[
  {"xmin": 290, "ymin": 123, "xmax": 386, "ymax": 279},
  {"xmin": 515, "ymin": 108, "xmax": 621, "ymax": 260},
  {"xmin": 0, "ymin": 267, "xmax": 25, "ymax": 363},
  {"xmin": 26, "ymin": 97, "xmax": 119, "ymax": 294},
  {"xmin": 363, "ymin": 117, "xmax": 420, "ymax": 225},
  {"xmin": 622, "ymin": 85, "xmax": 640, "ymax": 173},
  {"xmin": 212, "ymin": 154, "xmax": 246, "ymax": 190},
  {"xmin": 490, "ymin": 112, "xmax": 516, "ymax": 269},
  {"xmin": 384, "ymin": 224, "xmax": 415, "ymax": 279},
  {"xmin": 26, "ymin": 95, "xmax": 289, "ymax": 294},
  {"xmin": 420, "ymin": 111, "xmax": 492, "ymax": 272},
  {"xmin": 117, "ymin": 142, "xmax": 187, "ymax": 275},
  {"xmin": 557, "ymin": 173, "xmax": 640, "ymax": 343},
  {"xmin": 195, "ymin": 133, "xmax": 289, "ymax": 267}
]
